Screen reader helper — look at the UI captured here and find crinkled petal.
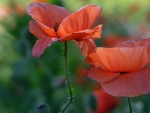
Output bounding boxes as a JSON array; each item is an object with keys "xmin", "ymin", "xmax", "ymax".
[
  {"xmin": 117, "ymin": 38, "xmax": 150, "ymax": 56},
  {"xmin": 85, "ymin": 53, "xmax": 101, "ymax": 66},
  {"xmin": 77, "ymin": 25, "xmax": 102, "ymax": 40},
  {"xmin": 58, "ymin": 25, "xmax": 102, "ymax": 41},
  {"xmin": 75, "ymin": 39, "xmax": 96, "ymax": 56},
  {"xmin": 57, "ymin": 5, "xmax": 102, "ymax": 37},
  {"xmin": 86, "ymin": 47, "xmax": 149, "ymax": 72},
  {"xmin": 29, "ymin": 20, "xmax": 45, "ymax": 38},
  {"xmin": 32, "ymin": 36, "xmax": 57, "ymax": 58},
  {"xmin": 27, "ymin": 2, "xmax": 70, "ymax": 28},
  {"xmin": 102, "ymin": 68, "xmax": 150, "ymax": 97},
  {"xmin": 85, "ymin": 66, "xmax": 120, "ymax": 84},
  {"xmin": 85, "ymin": 66, "xmax": 150, "ymax": 97},
  {"xmin": 38, "ymin": 23, "xmax": 57, "ymax": 37},
  {"xmin": 90, "ymin": 25, "xmax": 103, "ymax": 38}
]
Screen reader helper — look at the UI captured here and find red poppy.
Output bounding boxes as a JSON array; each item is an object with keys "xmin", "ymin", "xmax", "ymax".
[
  {"xmin": 102, "ymin": 34, "xmax": 131, "ymax": 47},
  {"xmin": 87, "ymin": 89, "xmax": 121, "ymax": 113},
  {"xmin": 75, "ymin": 66, "xmax": 88, "ymax": 86},
  {"xmin": 128, "ymin": 2, "xmax": 140, "ymax": 14},
  {"xmin": 85, "ymin": 38, "xmax": 150, "ymax": 97},
  {"xmin": 27, "ymin": 2, "xmax": 102, "ymax": 57}
]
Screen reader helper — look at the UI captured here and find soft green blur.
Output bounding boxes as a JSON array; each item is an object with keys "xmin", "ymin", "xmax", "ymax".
[{"xmin": 0, "ymin": 0, "xmax": 150, "ymax": 113}]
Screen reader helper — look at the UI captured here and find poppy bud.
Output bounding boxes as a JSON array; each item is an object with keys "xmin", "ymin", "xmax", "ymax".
[{"xmin": 37, "ymin": 104, "xmax": 51, "ymax": 113}]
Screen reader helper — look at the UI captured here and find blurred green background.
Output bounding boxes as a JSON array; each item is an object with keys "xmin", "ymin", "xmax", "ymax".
[{"xmin": 0, "ymin": 0, "xmax": 150, "ymax": 113}]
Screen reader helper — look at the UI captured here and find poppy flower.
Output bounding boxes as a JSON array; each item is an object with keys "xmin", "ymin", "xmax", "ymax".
[
  {"xmin": 85, "ymin": 38, "xmax": 150, "ymax": 97},
  {"xmin": 27, "ymin": 2, "xmax": 102, "ymax": 58},
  {"xmin": 87, "ymin": 89, "xmax": 121, "ymax": 113},
  {"xmin": 75, "ymin": 65, "xmax": 88, "ymax": 86},
  {"xmin": 102, "ymin": 34, "xmax": 131, "ymax": 47}
]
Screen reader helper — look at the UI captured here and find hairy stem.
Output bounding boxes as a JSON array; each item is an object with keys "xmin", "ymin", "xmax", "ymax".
[
  {"xmin": 61, "ymin": 42, "xmax": 73, "ymax": 113},
  {"xmin": 127, "ymin": 97, "xmax": 132, "ymax": 113}
]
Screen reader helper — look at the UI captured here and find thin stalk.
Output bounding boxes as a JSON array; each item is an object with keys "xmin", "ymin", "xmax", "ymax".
[
  {"xmin": 127, "ymin": 97, "xmax": 132, "ymax": 113},
  {"xmin": 61, "ymin": 42, "xmax": 73, "ymax": 113}
]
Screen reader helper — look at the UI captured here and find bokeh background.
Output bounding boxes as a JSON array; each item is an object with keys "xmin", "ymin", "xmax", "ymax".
[{"xmin": 0, "ymin": 0, "xmax": 150, "ymax": 113}]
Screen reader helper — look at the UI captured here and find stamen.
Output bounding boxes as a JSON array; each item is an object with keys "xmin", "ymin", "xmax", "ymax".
[{"xmin": 54, "ymin": 22, "xmax": 60, "ymax": 32}]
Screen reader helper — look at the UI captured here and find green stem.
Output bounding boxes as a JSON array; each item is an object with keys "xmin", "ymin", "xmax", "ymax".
[
  {"xmin": 127, "ymin": 97, "xmax": 132, "ymax": 113},
  {"xmin": 61, "ymin": 42, "xmax": 73, "ymax": 113}
]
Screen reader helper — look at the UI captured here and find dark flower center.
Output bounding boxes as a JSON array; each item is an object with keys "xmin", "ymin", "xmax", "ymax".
[
  {"xmin": 120, "ymin": 72, "xmax": 128, "ymax": 75},
  {"xmin": 54, "ymin": 22, "xmax": 60, "ymax": 32}
]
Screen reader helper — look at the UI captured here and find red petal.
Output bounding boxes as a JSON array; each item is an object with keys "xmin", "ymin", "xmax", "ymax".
[
  {"xmin": 102, "ymin": 68, "xmax": 150, "ymax": 97},
  {"xmin": 59, "ymin": 25, "xmax": 102, "ymax": 41},
  {"xmin": 29, "ymin": 20, "xmax": 45, "ymax": 38},
  {"xmin": 38, "ymin": 23, "xmax": 57, "ymax": 37},
  {"xmin": 32, "ymin": 36, "xmax": 57, "ymax": 58},
  {"xmin": 117, "ymin": 38, "xmax": 150, "ymax": 56},
  {"xmin": 90, "ymin": 25, "xmax": 103, "ymax": 38},
  {"xmin": 85, "ymin": 66, "xmax": 120, "ymax": 84},
  {"xmin": 75, "ymin": 39, "xmax": 96, "ymax": 56},
  {"xmin": 85, "ymin": 53, "xmax": 102, "ymax": 67},
  {"xmin": 86, "ymin": 47, "xmax": 149, "ymax": 72},
  {"xmin": 27, "ymin": 2, "xmax": 70, "ymax": 28},
  {"xmin": 58, "ymin": 5, "xmax": 102, "ymax": 37},
  {"xmin": 86, "ymin": 66, "xmax": 150, "ymax": 97}
]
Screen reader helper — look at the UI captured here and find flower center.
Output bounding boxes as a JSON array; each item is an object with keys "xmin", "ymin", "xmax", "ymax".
[
  {"xmin": 54, "ymin": 22, "xmax": 60, "ymax": 32},
  {"xmin": 120, "ymin": 72, "xmax": 128, "ymax": 75}
]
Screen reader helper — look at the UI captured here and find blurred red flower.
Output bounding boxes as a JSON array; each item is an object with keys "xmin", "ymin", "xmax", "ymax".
[
  {"xmin": 85, "ymin": 38, "xmax": 150, "ymax": 97},
  {"xmin": 128, "ymin": 2, "xmax": 140, "ymax": 14},
  {"xmin": 0, "ymin": 6, "xmax": 11, "ymax": 21},
  {"xmin": 102, "ymin": 34, "xmax": 130, "ymax": 47},
  {"xmin": 87, "ymin": 89, "xmax": 121, "ymax": 113},
  {"xmin": 27, "ymin": 2, "xmax": 102, "ymax": 57},
  {"xmin": 75, "ymin": 66, "xmax": 88, "ymax": 86},
  {"xmin": 146, "ymin": 10, "xmax": 150, "ymax": 20}
]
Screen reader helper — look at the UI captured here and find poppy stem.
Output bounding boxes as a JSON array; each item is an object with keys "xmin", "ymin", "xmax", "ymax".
[
  {"xmin": 61, "ymin": 42, "xmax": 73, "ymax": 113},
  {"xmin": 127, "ymin": 97, "xmax": 132, "ymax": 113}
]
